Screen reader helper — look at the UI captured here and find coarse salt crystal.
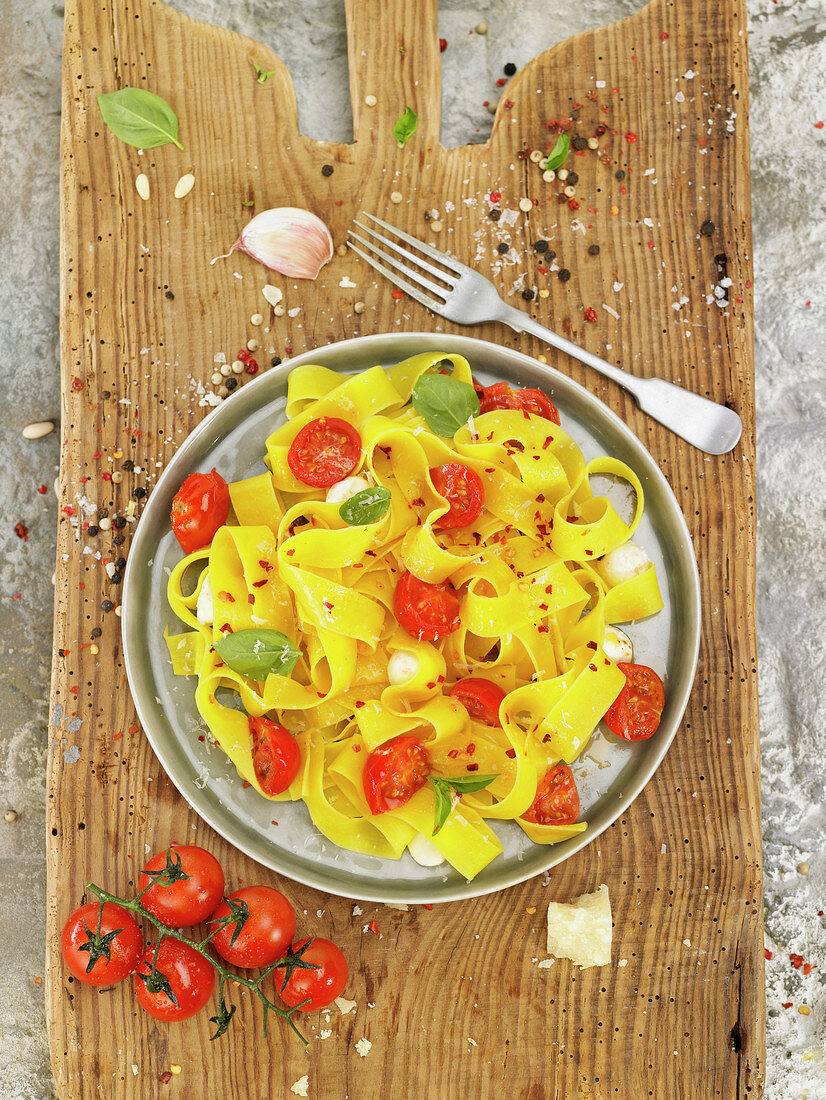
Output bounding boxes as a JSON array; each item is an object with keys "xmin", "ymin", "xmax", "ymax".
[
  {"xmin": 290, "ymin": 1076, "xmax": 309, "ymax": 1097},
  {"xmin": 355, "ymin": 1038, "xmax": 372, "ymax": 1057},
  {"xmin": 262, "ymin": 284, "xmax": 283, "ymax": 307},
  {"xmin": 334, "ymin": 996, "xmax": 357, "ymax": 1015}
]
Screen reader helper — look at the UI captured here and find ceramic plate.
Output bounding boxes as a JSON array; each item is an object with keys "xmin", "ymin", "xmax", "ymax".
[{"xmin": 122, "ymin": 332, "xmax": 700, "ymax": 904}]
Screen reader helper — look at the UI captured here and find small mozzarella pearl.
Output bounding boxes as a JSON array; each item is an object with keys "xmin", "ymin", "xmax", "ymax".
[
  {"xmin": 387, "ymin": 650, "xmax": 420, "ymax": 685},
  {"xmin": 196, "ymin": 574, "xmax": 213, "ymax": 625},
  {"xmin": 407, "ymin": 832, "xmax": 445, "ymax": 867},
  {"xmin": 603, "ymin": 625, "xmax": 633, "ymax": 664},
  {"xmin": 600, "ymin": 542, "xmax": 651, "ymax": 587},
  {"xmin": 325, "ymin": 475, "xmax": 369, "ymax": 505}
]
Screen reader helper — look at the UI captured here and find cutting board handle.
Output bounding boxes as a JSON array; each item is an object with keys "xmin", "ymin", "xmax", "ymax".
[{"xmin": 345, "ymin": 0, "xmax": 441, "ymax": 147}]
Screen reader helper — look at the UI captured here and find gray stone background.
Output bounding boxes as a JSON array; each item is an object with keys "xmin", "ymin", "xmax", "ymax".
[{"xmin": 1, "ymin": 0, "xmax": 824, "ymax": 1097}]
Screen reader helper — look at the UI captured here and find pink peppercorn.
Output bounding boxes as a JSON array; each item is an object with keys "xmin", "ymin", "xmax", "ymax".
[{"xmin": 244, "ymin": 358, "xmax": 259, "ymax": 375}]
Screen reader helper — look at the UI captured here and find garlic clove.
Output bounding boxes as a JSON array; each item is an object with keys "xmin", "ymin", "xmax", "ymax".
[
  {"xmin": 599, "ymin": 542, "xmax": 651, "ymax": 587},
  {"xmin": 325, "ymin": 475, "xmax": 369, "ymax": 505},
  {"xmin": 408, "ymin": 832, "xmax": 446, "ymax": 867},
  {"xmin": 603, "ymin": 625, "xmax": 633, "ymax": 664},
  {"xmin": 230, "ymin": 208, "xmax": 334, "ymax": 280}
]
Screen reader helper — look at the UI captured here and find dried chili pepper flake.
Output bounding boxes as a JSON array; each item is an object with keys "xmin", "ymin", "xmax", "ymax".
[
  {"xmin": 505, "ymin": 748, "xmax": 517, "ymax": 759},
  {"xmin": 466, "ymin": 743, "xmax": 476, "ymax": 755},
  {"xmin": 352, "ymin": 743, "xmax": 362, "ymax": 753},
  {"xmin": 391, "ymin": 289, "xmax": 404, "ymax": 300},
  {"xmin": 790, "ymin": 953, "xmax": 804, "ymax": 969},
  {"xmin": 781, "ymin": 1002, "xmax": 793, "ymax": 1010},
  {"xmin": 37, "ymin": 485, "xmax": 47, "ymax": 494},
  {"xmin": 659, "ymin": 31, "xmax": 669, "ymax": 39},
  {"xmin": 625, "ymin": 132, "xmax": 638, "ymax": 144},
  {"xmin": 247, "ymin": 594, "xmax": 255, "ymax": 604},
  {"xmin": 242, "ymin": 780, "xmax": 251, "ymax": 789},
  {"xmin": 503, "ymin": 99, "xmax": 514, "ymax": 110},
  {"xmin": 439, "ymin": 37, "xmax": 447, "ymax": 51},
  {"xmin": 218, "ymin": 590, "xmax": 235, "ymax": 603},
  {"xmin": 589, "ymin": 663, "xmax": 598, "ymax": 672},
  {"xmin": 447, "ymin": 748, "xmax": 459, "ymax": 759},
  {"xmin": 537, "ymin": 624, "xmax": 549, "ymax": 634},
  {"xmin": 489, "ymin": 191, "xmax": 502, "ymax": 203},
  {"xmin": 466, "ymin": 763, "xmax": 479, "ymax": 772},
  {"xmin": 584, "ymin": 306, "xmax": 598, "ymax": 323},
  {"xmin": 368, "ymin": 919, "xmax": 379, "ymax": 934},
  {"xmin": 764, "ymin": 948, "xmax": 773, "ymax": 960},
  {"xmin": 14, "ymin": 522, "xmax": 29, "ymax": 541},
  {"xmin": 496, "ymin": 77, "xmax": 507, "ymax": 87},
  {"xmin": 814, "ymin": 121, "xmax": 824, "ymax": 129},
  {"xmin": 803, "ymin": 963, "xmax": 813, "ymax": 975},
  {"xmin": 238, "ymin": 349, "xmax": 250, "ymax": 362},
  {"xmin": 423, "ymin": 903, "xmax": 433, "ymax": 911},
  {"xmin": 355, "ymin": 700, "xmax": 365, "ymax": 709},
  {"xmin": 245, "ymin": 358, "xmax": 259, "ymax": 375},
  {"xmin": 159, "ymin": 1072, "xmax": 173, "ymax": 1085},
  {"xmin": 252, "ymin": 578, "xmax": 268, "ymax": 588},
  {"xmin": 71, "ymin": 377, "xmax": 84, "ymax": 391}
]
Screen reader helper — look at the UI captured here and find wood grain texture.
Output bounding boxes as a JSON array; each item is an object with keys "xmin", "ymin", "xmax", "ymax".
[{"xmin": 48, "ymin": 0, "xmax": 763, "ymax": 1096}]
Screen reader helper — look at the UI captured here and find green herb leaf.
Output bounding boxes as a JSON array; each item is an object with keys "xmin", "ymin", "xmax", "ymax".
[
  {"xmin": 96, "ymin": 88, "xmax": 184, "ymax": 150},
  {"xmin": 241, "ymin": 200, "xmax": 255, "ymax": 207},
  {"xmin": 339, "ymin": 487, "xmax": 391, "ymax": 526},
  {"xmin": 412, "ymin": 373, "xmax": 480, "ymax": 437},
  {"xmin": 252, "ymin": 62, "xmax": 276, "ymax": 85},
  {"xmin": 393, "ymin": 106, "xmax": 418, "ymax": 149},
  {"xmin": 430, "ymin": 774, "xmax": 499, "ymax": 834},
  {"xmin": 213, "ymin": 629, "xmax": 301, "ymax": 680},
  {"xmin": 545, "ymin": 133, "xmax": 570, "ymax": 171}
]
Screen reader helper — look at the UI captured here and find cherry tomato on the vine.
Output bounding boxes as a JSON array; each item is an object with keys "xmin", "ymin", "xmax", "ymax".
[
  {"xmin": 287, "ymin": 417, "xmax": 362, "ymax": 488},
  {"xmin": 249, "ymin": 715, "xmax": 301, "ymax": 796},
  {"xmin": 363, "ymin": 734, "xmax": 430, "ymax": 814},
  {"xmin": 603, "ymin": 662, "xmax": 665, "ymax": 741},
  {"xmin": 170, "ymin": 469, "xmax": 230, "ymax": 554},
  {"xmin": 61, "ymin": 902, "xmax": 143, "ymax": 985},
  {"xmin": 134, "ymin": 939, "xmax": 215, "ymax": 1022},
  {"xmin": 522, "ymin": 764, "xmax": 580, "ymax": 825},
  {"xmin": 276, "ymin": 937, "xmax": 348, "ymax": 1012},
  {"xmin": 211, "ymin": 886, "xmax": 296, "ymax": 968},
  {"xmin": 138, "ymin": 845, "xmax": 225, "ymax": 928},
  {"xmin": 479, "ymin": 382, "xmax": 560, "ymax": 425},
  {"xmin": 430, "ymin": 463, "xmax": 485, "ymax": 529},
  {"xmin": 449, "ymin": 677, "xmax": 506, "ymax": 727},
  {"xmin": 393, "ymin": 570, "xmax": 461, "ymax": 642}
]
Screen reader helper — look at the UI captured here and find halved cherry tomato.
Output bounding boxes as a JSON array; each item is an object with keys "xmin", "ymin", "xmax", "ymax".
[
  {"xmin": 211, "ymin": 885, "xmax": 296, "ymax": 968},
  {"xmin": 287, "ymin": 417, "xmax": 361, "ymax": 488},
  {"xmin": 170, "ymin": 469, "xmax": 230, "ymax": 554},
  {"xmin": 362, "ymin": 734, "xmax": 430, "ymax": 814},
  {"xmin": 522, "ymin": 764, "xmax": 579, "ymax": 825},
  {"xmin": 61, "ymin": 902, "xmax": 143, "ymax": 985},
  {"xmin": 134, "ymin": 939, "xmax": 215, "ymax": 1022},
  {"xmin": 249, "ymin": 716, "xmax": 301, "ymax": 795},
  {"xmin": 393, "ymin": 571, "xmax": 461, "ymax": 642},
  {"xmin": 138, "ymin": 844, "xmax": 225, "ymax": 928},
  {"xmin": 479, "ymin": 382, "xmax": 560, "ymax": 425},
  {"xmin": 603, "ymin": 662, "xmax": 665, "ymax": 741},
  {"xmin": 449, "ymin": 677, "xmax": 505, "ymax": 727},
  {"xmin": 277, "ymin": 937, "xmax": 348, "ymax": 1012},
  {"xmin": 430, "ymin": 463, "xmax": 485, "ymax": 529}
]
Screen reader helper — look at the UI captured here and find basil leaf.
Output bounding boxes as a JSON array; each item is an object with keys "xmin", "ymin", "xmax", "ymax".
[
  {"xmin": 213, "ymin": 629, "xmax": 300, "ymax": 679},
  {"xmin": 430, "ymin": 773, "xmax": 499, "ymax": 834},
  {"xmin": 339, "ymin": 487, "xmax": 391, "ymax": 526},
  {"xmin": 97, "ymin": 88, "xmax": 184, "ymax": 150},
  {"xmin": 412, "ymin": 374, "xmax": 480, "ymax": 437},
  {"xmin": 545, "ymin": 133, "xmax": 570, "ymax": 171},
  {"xmin": 252, "ymin": 62, "xmax": 276, "ymax": 85},
  {"xmin": 393, "ymin": 106, "xmax": 418, "ymax": 149}
]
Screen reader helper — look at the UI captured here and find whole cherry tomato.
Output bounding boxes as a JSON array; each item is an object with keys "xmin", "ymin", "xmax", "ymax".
[
  {"xmin": 479, "ymin": 382, "xmax": 560, "ymax": 424},
  {"xmin": 249, "ymin": 715, "xmax": 301, "ymax": 795},
  {"xmin": 522, "ymin": 764, "xmax": 580, "ymax": 825},
  {"xmin": 134, "ymin": 939, "xmax": 215, "ymax": 1022},
  {"xmin": 61, "ymin": 902, "xmax": 143, "ymax": 985},
  {"xmin": 449, "ymin": 677, "xmax": 506, "ymax": 727},
  {"xmin": 393, "ymin": 570, "xmax": 461, "ymax": 642},
  {"xmin": 287, "ymin": 417, "xmax": 362, "ymax": 488},
  {"xmin": 430, "ymin": 463, "xmax": 485, "ymax": 529},
  {"xmin": 603, "ymin": 662, "xmax": 665, "ymax": 741},
  {"xmin": 211, "ymin": 886, "xmax": 296, "ymax": 968},
  {"xmin": 170, "ymin": 469, "xmax": 230, "ymax": 554},
  {"xmin": 138, "ymin": 844, "xmax": 225, "ymax": 928},
  {"xmin": 276, "ymin": 937, "xmax": 348, "ymax": 1012},
  {"xmin": 363, "ymin": 734, "xmax": 431, "ymax": 814}
]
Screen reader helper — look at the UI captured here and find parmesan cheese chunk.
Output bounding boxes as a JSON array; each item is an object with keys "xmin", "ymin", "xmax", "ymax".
[
  {"xmin": 196, "ymin": 574, "xmax": 213, "ymax": 625},
  {"xmin": 355, "ymin": 1037, "xmax": 372, "ymax": 1057},
  {"xmin": 290, "ymin": 1076, "xmax": 309, "ymax": 1097},
  {"xmin": 600, "ymin": 542, "xmax": 650, "ymax": 587},
  {"xmin": 407, "ymin": 831, "xmax": 446, "ymax": 867},
  {"xmin": 545, "ymin": 884, "xmax": 612, "ymax": 968}
]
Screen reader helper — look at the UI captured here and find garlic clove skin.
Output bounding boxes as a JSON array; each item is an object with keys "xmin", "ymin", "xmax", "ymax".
[
  {"xmin": 325, "ymin": 475, "xmax": 369, "ymax": 505},
  {"xmin": 407, "ymin": 832, "xmax": 446, "ymax": 867},
  {"xmin": 600, "ymin": 542, "xmax": 651, "ymax": 587},
  {"xmin": 233, "ymin": 208, "xmax": 334, "ymax": 280},
  {"xmin": 603, "ymin": 625, "xmax": 633, "ymax": 664}
]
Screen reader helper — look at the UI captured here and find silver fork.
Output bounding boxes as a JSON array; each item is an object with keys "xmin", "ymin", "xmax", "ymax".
[{"xmin": 347, "ymin": 212, "xmax": 742, "ymax": 456}]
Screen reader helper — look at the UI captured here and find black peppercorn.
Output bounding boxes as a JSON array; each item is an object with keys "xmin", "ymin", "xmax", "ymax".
[
  {"xmin": 321, "ymin": 164, "xmax": 334, "ymax": 177},
  {"xmin": 122, "ymin": 459, "xmax": 135, "ymax": 471},
  {"xmin": 164, "ymin": 290, "xmax": 175, "ymax": 300},
  {"xmin": 87, "ymin": 524, "xmax": 99, "ymax": 537},
  {"xmin": 572, "ymin": 136, "xmax": 587, "ymax": 152},
  {"xmin": 558, "ymin": 268, "xmax": 571, "ymax": 282},
  {"xmin": 497, "ymin": 242, "xmax": 509, "ymax": 254},
  {"xmin": 225, "ymin": 378, "xmax": 238, "ymax": 392},
  {"xmin": 546, "ymin": 250, "xmax": 556, "ymax": 260},
  {"xmin": 615, "ymin": 170, "xmax": 626, "ymax": 181},
  {"xmin": 566, "ymin": 172, "xmax": 579, "ymax": 186},
  {"xmin": 110, "ymin": 571, "xmax": 122, "ymax": 585},
  {"xmin": 101, "ymin": 600, "xmax": 114, "ymax": 612},
  {"xmin": 114, "ymin": 516, "xmax": 127, "ymax": 529},
  {"xmin": 115, "ymin": 557, "xmax": 126, "ymax": 570},
  {"xmin": 504, "ymin": 62, "xmax": 516, "ymax": 76},
  {"xmin": 133, "ymin": 487, "xmax": 146, "ymax": 499},
  {"xmin": 90, "ymin": 627, "xmax": 102, "ymax": 639},
  {"xmin": 588, "ymin": 244, "xmax": 600, "ymax": 256},
  {"xmin": 488, "ymin": 208, "xmax": 501, "ymax": 221},
  {"xmin": 522, "ymin": 289, "xmax": 535, "ymax": 301},
  {"xmin": 112, "ymin": 533, "xmax": 125, "ymax": 546},
  {"xmin": 271, "ymin": 356, "xmax": 282, "ymax": 367},
  {"xmin": 533, "ymin": 240, "xmax": 549, "ymax": 253},
  {"xmin": 700, "ymin": 220, "xmax": 715, "ymax": 237}
]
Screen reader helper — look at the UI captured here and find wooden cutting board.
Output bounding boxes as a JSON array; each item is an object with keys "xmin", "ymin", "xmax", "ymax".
[{"xmin": 47, "ymin": 0, "xmax": 764, "ymax": 1096}]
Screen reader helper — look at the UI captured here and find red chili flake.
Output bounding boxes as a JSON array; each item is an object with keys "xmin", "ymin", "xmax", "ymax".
[
  {"xmin": 466, "ymin": 743, "xmax": 476, "ymax": 754},
  {"xmin": 71, "ymin": 377, "xmax": 84, "ymax": 391},
  {"xmin": 496, "ymin": 77, "xmax": 507, "ymax": 87},
  {"xmin": 466, "ymin": 763, "xmax": 479, "ymax": 772},
  {"xmin": 112, "ymin": 731, "xmax": 122, "ymax": 741},
  {"xmin": 238, "ymin": 349, "xmax": 250, "ymax": 361},
  {"xmin": 247, "ymin": 594, "xmax": 255, "ymax": 604},
  {"xmin": 424, "ymin": 903, "xmax": 433, "ymax": 911},
  {"xmin": 355, "ymin": 700, "xmax": 365, "ymax": 709},
  {"xmin": 218, "ymin": 590, "xmax": 235, "ymax": 603},
  {"xmin": 503, "ymin": 99, "xmax": 514, "ymax": 110},
  {"xmin": 447, "ymin": 748, "xmax": 459, "ymax": 759},
  {"xmin": 489, "ymin": 191, "xmax": 502, "ymax": 203},
  {"xmin": 220, "ymin": 623, "xmax": 232, "ymax": 633},
  {"xmin": 505, "ymin": 748, "xmax": 517, "ymax": 759},
  {"xmin": 659, "ymin": 31, "xmax": 669, "ymax": 39},
  {"xmin": 101, "ymin": 471, "xmax": 112, "ymax": 482},
  {"xmin": 815, "ymin": 121, "xmax": 824, "ymax": 129},
  {"xmin": 242, "ymin": 780, "xmax": 251, "ymax": 789},
  {"xmin": 198, "ymin": 735, "xmax": 205, "ymax": 743},
  {"xmin": 803, "ymin": 963, "xmax": 813, "ymax": 975},
  {"xmin": 411, "ymin": 497, "xmax": 425, "ymax": 507},
  {"xmin": 585, "ymin": 549, "xmax": 594, "ymax": 556},
  {"xmin": 252, "ymin": 578, "xmax": 267, "ymax": 588},
  {"xmin": 258, "ymin": 560, "xmax": 274, "ymax": 572},
  {"xmin": 790, "ymin": 953, "xmax": 804, "ymax": 969},
  {"xmin": 352, "ymin": 743, "xmax": 362, "ymax": 753},
  {"xmin": 14, "ymin": 522, "xmax": 28, "ymax": 541},
  {"xmin": 584, "ymin": 307, "xmax": 598, "ymax": 324},
  {"xmin": 426, "ymin": 680, "xmax": 437, "ymax": 689},
  {"xmin": 69, "ymin": 686, "xmax": 78, "ymax": 695},
  {"xmin": 368, "ymin": 919, "xmax": 379, "ymax": 934},
  {"xmin": 539, "ymin": 602, "xmax": 549, "ymax": 612},
  {"xmin": 625, "ymin": 132, "xmax": 638, "ymax": 144},
  {"xmin": 159, "ymin": 1071, "xmax": 173, "ymax": 1085},
  {"xmin": 437, "ymin": 675, "xmax": 445, "ymax": 683},
  {"xmin": 286, "ymin": 548, "xmax": 295, "ymax": 556},
  {"xmin": 439, "ymin": 37, "xmax": 447, "ymax": 51},
  {"xmin": 37, "ymin": 485, "xmax": 47, "ymax": 494},
  {"xmin": 589, "ymin": 663, "xmax": 598, "ymax": 672},
  {"xmin": 537, "ymin": 624, "xmax": 549, "ymax": 634},
  {"xmin": 391, "ymin": 289, "xmax": 404, "ymax": 300},
  {"xmin": 781, "ymin": 1002, "xmax": 793, "ymax": 1010},
  {"xmin": 764, "ymin": 948, "xmax": 773, "ymax": 960},
  {"xmin": 128, "ymin": 723, "xmax": 140, "ymax": 736},
  {"xmin": 245, "ymin": 358, "xmax": 259, "ymax": 375},
  {"xmin": 545, "ymin": 584, "xmax": 553, "ymax": 594},
  {"xmin": 62, "ymin": 505, "xmax": 76, "ymax": 516},
  {"xmin": 542, "ymin": 733, "xmax": 552, "ymax": 743}
]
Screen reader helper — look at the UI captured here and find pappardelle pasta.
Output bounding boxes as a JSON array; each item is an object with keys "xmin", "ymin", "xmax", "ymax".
[{"xmin": 164, "ymin": 352, "xmax": 665, "ymax": 881}]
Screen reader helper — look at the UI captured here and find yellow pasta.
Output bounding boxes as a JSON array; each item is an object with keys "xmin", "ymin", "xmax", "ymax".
[{"xmin": 165, "ymin": 353, "xmax": 664, "ymax": 880}]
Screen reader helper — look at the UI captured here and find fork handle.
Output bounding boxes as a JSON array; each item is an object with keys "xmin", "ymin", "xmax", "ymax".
[{"xmin": 500, "ymin": 306, "xmax": 743, "ymax": 456}]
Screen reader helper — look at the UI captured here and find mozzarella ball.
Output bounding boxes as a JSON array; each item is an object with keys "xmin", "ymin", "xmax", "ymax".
[
  {"xmin": 407, "ymin": 832, "xmax": 446, "ymax": 867},
  {"xmin": 603, "ymin": 625, "xmax": 633, "ymax": 664},
  {"xmin": 600, "ymin": 542, "xmax": 651, "ymax": 587},
  {"xmin": 387, "ymin": 650, "xmax": 420, "ymax": 685},
  {"xmin": 325, "ymin": 475, "xmax": 369, "ymax": 505},
  {"xmin": 196, "ymin": 574, "xmax": 213, "ymax": 625}
]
